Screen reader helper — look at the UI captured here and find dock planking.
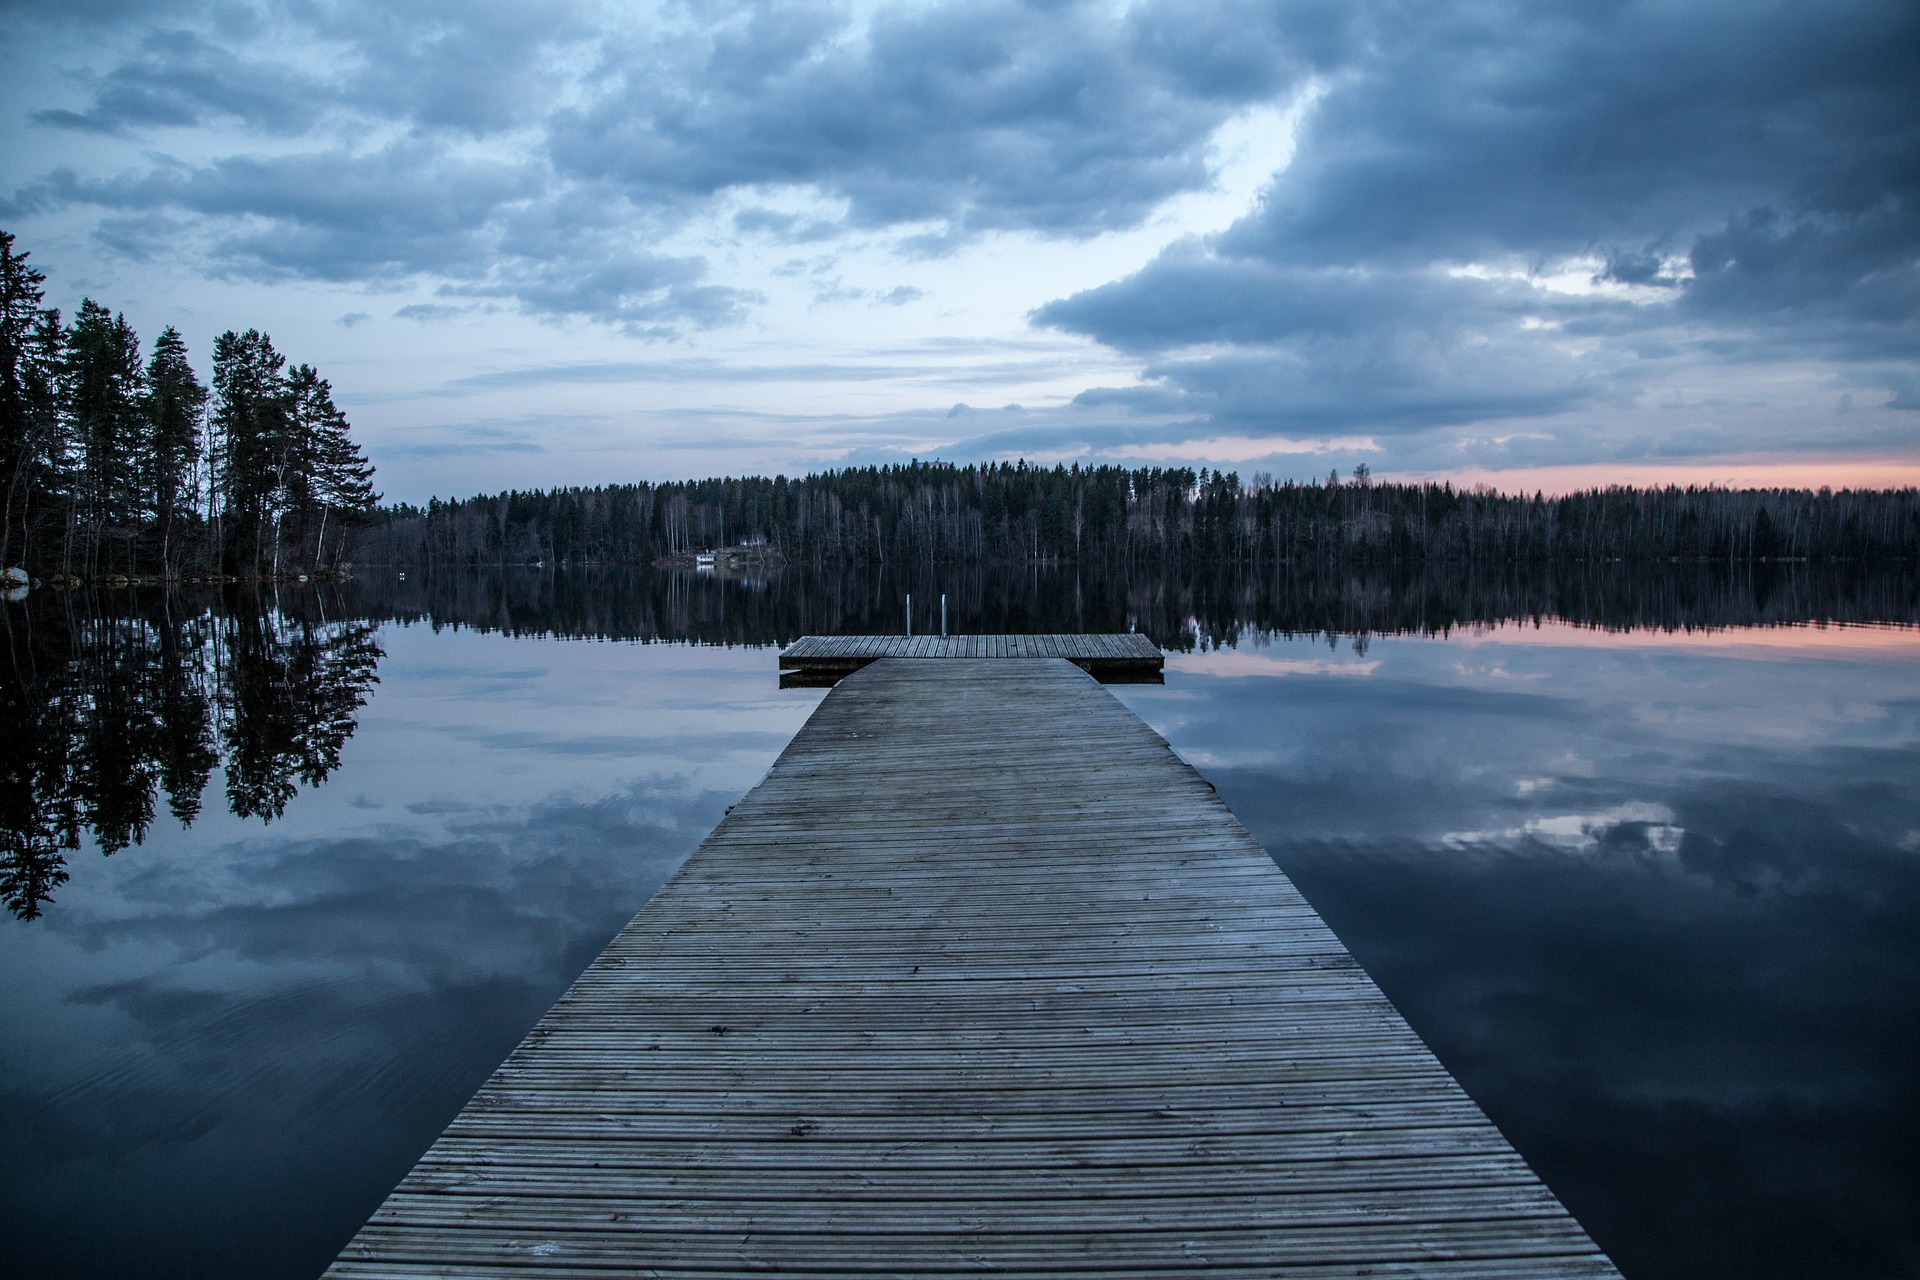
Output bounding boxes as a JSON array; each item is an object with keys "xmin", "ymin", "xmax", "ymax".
[
  {"xmin": 328, "ymin": 657, "xmax": 1620, "ymax": 1279},
  {"xmin": 779, "ymin": 632, "xmax": 1164, "ymax": 686}
]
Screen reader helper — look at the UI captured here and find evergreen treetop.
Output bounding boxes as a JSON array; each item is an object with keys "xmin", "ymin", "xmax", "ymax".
[{"xmin": 0, "ymin": 229, "xmax": 378, "ymax": 580}]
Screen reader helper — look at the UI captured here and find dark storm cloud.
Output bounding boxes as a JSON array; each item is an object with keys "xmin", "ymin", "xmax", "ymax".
[
  {"xmin": 1041, "ymin": 248, "xmax": 1618, "ymax": 432},
  {"xmin": 1196, "ymin": 0, "xmax": 1919, "ymax": 290},
  {"xmin": 1685, "ymin": 202, "xmax": 1920, "ymax": 360},
  {"xmin": 29, "ymin": 29, "xmax": 330, "ymax": 136},
  {"xmin": 8, "ymin": 0, "xmax": 1323, "ymax": 332},
  {"xmin": 7, "ymin": 0, "xmax": 734, "ymax": 329},
  {"xmin": 1218, "ymin": 4, "xmax": 1914, "ymax": 270},
  {"xmin": 10, "ymin": 145, "xmax": 754, "ymax": 330},
  {"xmin": 18, "ymin": 0, "xmax": 589, "ymax": 139},
  {"xmin": 320, "ymin": 0, "xmax": 595, "ymax": 137},
  {"xmin": 549, "ymin": 0, "xmax": 1325, "ymax": 238},
  {"xmin": 1039, "ymin": 0, "xmax": 1920, "ymax": 441},
  {"xmin": 9, "ymin": 146, "xmax": 534, "ymax": 280}
]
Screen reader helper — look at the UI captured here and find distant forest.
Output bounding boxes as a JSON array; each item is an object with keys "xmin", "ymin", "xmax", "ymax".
[
  {"xmin": 352, "ymin": 463, "xmax": 1920, "ymax": 568},
  {"xmin": 0, "ymin": 230, "xmax": 378, "ymax": 582}
]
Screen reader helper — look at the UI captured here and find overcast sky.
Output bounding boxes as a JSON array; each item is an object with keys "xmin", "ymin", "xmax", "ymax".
[{"xmin": 3, "ymin": 0, "xmax": 1916, "ymax": 501}]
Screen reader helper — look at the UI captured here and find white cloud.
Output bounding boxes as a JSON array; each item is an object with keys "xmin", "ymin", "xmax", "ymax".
[{"xmin": 1445, "ymin": 801, "xmax": 1687, "ymax": 859}]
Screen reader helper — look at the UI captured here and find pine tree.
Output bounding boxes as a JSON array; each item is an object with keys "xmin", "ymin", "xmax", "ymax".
[
  {"xmin": 290, "ymin": 365, "xmax": 377, "ymax": 569},
  {"xmin": 4, "ymin": 230, "xmax": 377, "ymax": 580},
  {"xmin": 0, "ymin": 233, "xmax": 51, "ymax": 571},
  {"xmin": 210, "ymin": 329, "xmax": 290, "ymax": 574},
  {"xmin": 18, "ymin": 310, "xmax": 67, "ymax": 573},
  {"xmin": 143, "ymin": 327, "xmax": 206, "ymax": 574},
  {"xmin": 63, "ymin": 301, "xmax": 146, "ymax": 576},
  {"xmin": 282, "ymin": 364, "xmax": 328, "ymax": 566}
]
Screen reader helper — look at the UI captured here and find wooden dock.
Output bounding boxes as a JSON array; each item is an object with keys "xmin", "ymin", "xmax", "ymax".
[
  {"xmin": 779, "ymin": 632, "xmax": 1164, "ymax": 685},
  {"xmin": 329, "ymin": 652, "xmax": 1619, "ymax": 1278}
]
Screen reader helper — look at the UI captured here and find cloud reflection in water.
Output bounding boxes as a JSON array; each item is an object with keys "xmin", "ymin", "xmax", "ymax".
[
  {"xmin": 1120, "ymin": 625, "xmax": 1920, "ymax": 1280},
  {"xmin": 0, "ymin": 629, "xmax": 822, "ymax": 1280}
]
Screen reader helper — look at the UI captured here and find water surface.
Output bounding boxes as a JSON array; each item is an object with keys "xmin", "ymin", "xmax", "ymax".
[
  {"xmin": 3, "ymin": 567, "xmax": 1916, "ymax": 1278},
  {"xmin": 1119, "ymin": 623, "xmax": 1920, "ymax": 1279}
]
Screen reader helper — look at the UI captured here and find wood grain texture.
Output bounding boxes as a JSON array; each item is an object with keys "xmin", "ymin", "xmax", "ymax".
[
  {"xmin": 327, "ymin": 658, "xmax": 1618, "ymax": 1278},
  {"xmin": 778, "ymin": 633, "xmax": 1164, "ymax": 686}
]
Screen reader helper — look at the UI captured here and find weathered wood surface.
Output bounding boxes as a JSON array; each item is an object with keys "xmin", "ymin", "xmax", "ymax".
[
  {"xmin": 780, "ymin": 632, "xmax": 1164, "ymax": 685},
  {"xmin": 329, "ymin": 658, "xmax": 1618, "ymax": 1279}
]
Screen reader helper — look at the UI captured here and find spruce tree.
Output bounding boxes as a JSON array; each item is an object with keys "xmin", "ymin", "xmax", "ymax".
[
  {"xmin": 0, "ymin": 232, "xmax": 50, "ymax": 571},
  {"xmin": 210, "ymin": 329, "xmax": 289, "ymax": 574},
  {"xmin": 63, "ymin": 301, "xmax": 146, "ymax": 576},
  {"xmin": 144, "ymin": 327, "xmax": 206, "ymax": 574},
  {"xmin": 18, "ymin": 309, "xmax": 67, "ymax": 574},
  {"xmin": 4, "ymin": 230, "xmax": 378, "ymax": 579},
  {"xmin": 289, "ymin": 364, "xmax": 377, "ymax": 568},
  {"xmin": 283, "ymin": 364, "xmax": 327, "ymax": 562}
]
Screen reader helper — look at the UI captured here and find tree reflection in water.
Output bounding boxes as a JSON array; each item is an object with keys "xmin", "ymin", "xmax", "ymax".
[
  {"xmin": 0, "ymin": 591, "xmax": 381, "ymax": 920},
  {"xmin": 6, "ymin": 557, "xmax": 1914, "ymax": 922}
]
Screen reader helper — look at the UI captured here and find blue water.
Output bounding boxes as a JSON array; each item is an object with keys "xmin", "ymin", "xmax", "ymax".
[
  {"xmin": 3, "ymin": 589, "xmax": 1916, "ymax": 1278},
  {"xmin": 1122, "ymin": 625, "xmax": 1920, "ymax": 1279}
]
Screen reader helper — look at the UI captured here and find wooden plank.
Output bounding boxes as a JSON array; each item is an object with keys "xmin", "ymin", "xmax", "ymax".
[
  {"xmin": 330, "ymin": 1262, "xmax": 1622, "ymax": 1280},
  {"xmin": 338, "ymin": 1221, "xmax": 1608, "ymax": 1271},
  {"xmin": 327, "ymin": 658, "xmax": 1617, "ymax": 1278}
]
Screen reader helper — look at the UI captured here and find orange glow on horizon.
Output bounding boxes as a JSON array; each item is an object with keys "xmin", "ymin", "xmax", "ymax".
[
  {"xmin": 1170, "ymin": 620, "xmax": 1918, "ymax": 671},
  {"xmin": 1447, "ymin": 618, "xmax": 1920, "ymax": 657},
  {"xmin": 1378, "ymin": 457, "xmax": 1920, "ymax": 496}
]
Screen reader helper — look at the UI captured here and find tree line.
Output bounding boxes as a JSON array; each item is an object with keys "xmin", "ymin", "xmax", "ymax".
[
  {"xmin": 349, "ymin": 461, "xmax": 1920, "ymax": 569},
  {"xmin": 1, "ymin": 230, "xmax": 378, "ymax": 582},
  {"xmin": 354, "ymin": 558, "xmax": 1920, "ymax": 653}
]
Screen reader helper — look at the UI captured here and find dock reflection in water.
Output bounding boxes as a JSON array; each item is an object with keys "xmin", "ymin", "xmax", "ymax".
[{"xmin": 1, "ymin": 562, "xmax": 1916, "ymax": 1280}]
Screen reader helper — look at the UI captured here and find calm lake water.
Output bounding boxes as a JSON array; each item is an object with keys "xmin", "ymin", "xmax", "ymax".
[{"xmin": 4, "ymin": 566, "xmax": 1917, "ymax": 1279}]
